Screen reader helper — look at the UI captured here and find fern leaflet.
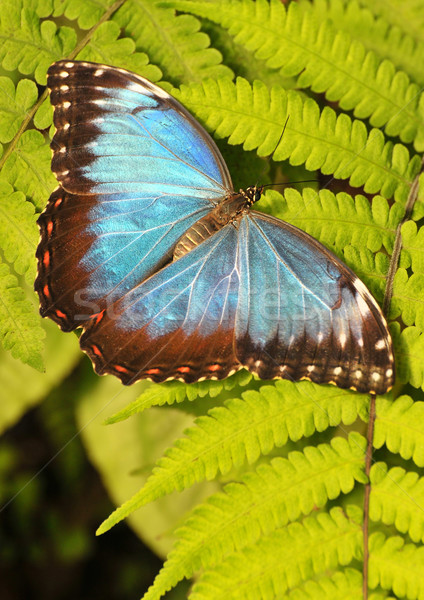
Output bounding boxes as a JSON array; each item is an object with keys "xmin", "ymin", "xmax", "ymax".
[
  {"xmin": 0, "ymin": 77, "xmax": 38, "ymax": 149},
  {"xmin": 369, "ymin": 532, "xmax": 424, "ymax": 599},
  {"xmin": 187, "ymin": 506, "xmax": 363, "ymax": 600},
  {"xmin": 401, "ymin": 220, "xmax": 424, "ymax": 274},
  {"xmin": 374, "ymin": 395, "xmax": 424, "ymax": 467},
  {"xmin": 173, "ymin": 78, "xmax": 421, "ymax": 203},
  {"xmin": 0, "ymin": 181, "xmax": 38, "ymax": 283},
  {"xmin": 391, "ymin": 324, "xmax": 424, "ymax": 390},
  {"xmin": 0, "ymin": 258, "xmax": 45, "ymax": 371},
  {"xmin": 370, "ymin": 462, "xmax": 424, "ymax": 543},
  {"xmin": 112, "ymin": 0, "xmax": 233, "ymax": 85}
]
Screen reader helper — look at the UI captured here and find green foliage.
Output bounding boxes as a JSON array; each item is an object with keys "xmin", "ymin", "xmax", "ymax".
[
  {"xmin": 0, "ymin": 1, "xmax": 423, "ymax": 599},
  {"xmin": 0, "ymin": 258, "xmax": 44, "ymax": 371}
]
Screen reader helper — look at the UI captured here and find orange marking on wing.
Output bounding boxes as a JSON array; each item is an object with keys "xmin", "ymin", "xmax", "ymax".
[
  {"xmin": 145, "ymin": 368, "xmax": 161, "ymax": 376},
  {"xmin": 90, "ymin": 309, "xmax": 105, "ymax": 324},
  {"xmin": 91, "ymin": 344, "xmax": 102, "ymax": 357},
  {"xmin": 114, "ymin": 364, "xmax": 129, "ymax": 374},
  {"xmin": 43, "ymin": 251, "xmax": 50, "ymax": 267},
  {"xmin": 208, "ymin": 364, "xmax": 222, "ymax": 372},
  {"xmin": 55, "ymin": 309, "xmax": 66, "ymax": 319},
  {"xmin": 177, "ymin": 366, "xmax": 191, "ymax": 374},
  {"xmin": 54, "ymin": 198, "xmax": 62, "ymax": 208},
  {"xmin": 43, "ymin": 284, "xmax": 50, "ymax": 298},
  {"xmin": 47, "ymin": 221, "xmax": 53, "ymax": 235}
]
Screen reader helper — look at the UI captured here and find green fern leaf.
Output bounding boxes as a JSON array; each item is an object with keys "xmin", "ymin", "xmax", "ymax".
[
  {"xmin": 370, "ymin": 462, "xmax": 424, "ymax": 543},
  {"xmin": 52, "ymin": 0, "xmax": 116, "ymax": 30},
  {"xmin": 106, "ymin": 370, "xmax": 253, "ymax": 423},
  {"xmin": 97, "ymin": 381, "xmax": 368, "ymax": 534},
  {"xmin": 391, "ymin": 269, "xmax": 424, "ymax": 331},
  {"xmin": 283, "ymin": 568, "xmax": 392, "ymax": 600},
  {"xmin": 0, "ymin": 259, "xmax": 44, "ymax": 370},
  {"xmin": 369, "ymin": 532, "xmax": 424, "ymax": 600},
  {"xmin": 0, "ymin": 1, "xmax": 77, "ymax": 84},
  {"xmin": 188, "ymin": 506, "xmax": 363, "ymax": 600},
  {"xmin": 401, "ymin": 220, "xmax": 424, "ymax": 274},
  {"xmin": 112, "ymin": 0, "xmax": 233, "ymax": 85},
  {"xmin": 77, "ymin": 21, "xmax": 162, "ymax": 81},
  {"xmin": 300, "ymin": 0, "xmax": 424, "ymax": 86},
  {"xmin": 0, "ymin": 129, "xmax": 56, "ymax": 210},
  {"xmin": 173, "ymin": 77, "xmax": 420, "ymax": 203},
  {"xmin": 166, "ymin": 0, "xmax": 424, "ymax": 149},
  {"xmin": 357, "ymin": 0, "xmax": 424, "ymax": 45},
  {"xmin": 374, "ymin": 395, "xmax": 424, "ymax": 467},
  {"xmin": 342, "ymin": 246, "xmax": 389, "ymax": 304},
  {"xmin": 260, "ymin": 188, "xmax": 400, "ymax": 254},
  {"xmin": 0, "ymin": 181, "xmax": 38, "ymax": 282},
  {"xmin": 0, "ymin": 77, "xmax": 38, "ymax": 148},
  {"xmin": 391, "ymin": 323, "xmax": 424, "ymax": 390},
  {"xmin": 144, "ymin": 434, "xmax": 367, "ymax": 600}
]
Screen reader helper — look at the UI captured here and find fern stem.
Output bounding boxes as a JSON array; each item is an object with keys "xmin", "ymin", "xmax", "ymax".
[
  {"xmin": 362, "ymin": 391, "xmax": 376, "ymax": 599},
  {"xmin": 383, "ymin": 155, "xmax": 424, "ymax": 314},
  {"xmin": 362, "ymin": 154, "xmax": 424, "ymax": 596}
]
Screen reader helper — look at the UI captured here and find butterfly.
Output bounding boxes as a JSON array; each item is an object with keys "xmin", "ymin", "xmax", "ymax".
[{"xmin": 35, "ymin": 60, "xmax": 394, "ymax": 395}]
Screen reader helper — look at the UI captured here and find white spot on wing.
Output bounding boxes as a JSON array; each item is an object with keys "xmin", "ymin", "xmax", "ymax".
[
  {"xmin": 333, "ymin": 366, "xmax": 342, "ymax": 375},
  {"xmin": 372, "ymin": 372, "xmax": 381, "ymax": 382},
  {"xmin": 355, "ymin": 370, "xmax": 362, "ymax": 378},
  {"xmin": 375, "ymin": 339, "xmax": 386, "ymax": 350},
  {"xmin": 94, "ymin": 69, "xmax": 104, "ymax": 77},
  {"xmin": 59, "ymin": 71, "xmax": 69, "ymax": 78},
  {"xmin": 339, "ymin": 333, "xmax": 347, "ymax": 348},
  {"xmin": 60, "ymin": 84, "xmax": 69, "ymax": 91},
  {"xmin": 64, "ymin": 62, "xmax": 74, "ymax": 68},
  {"xmin": 63, "ymin": 123, "xmax": 70, "ymax": 131},
  {"xmin": 62, "ymin": 101, "xmax": 71, "ymax": 109},
  {"xmin": 386, "ymin": 368, "xmax": 393, "ymax": 378}
]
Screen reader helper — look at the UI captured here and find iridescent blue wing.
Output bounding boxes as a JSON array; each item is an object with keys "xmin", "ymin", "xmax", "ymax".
[
  {"xmin": 235, "ymin": 212, "xmax": 393, "ymax": 394},
  {"xmin": 80, "ymin": 225, "xmax": 241, "ymax": 383},
  {"xmin": 35, "ymin": 61, "xmax": 231, "ymax": 331},
  {"xmin": 80, "ymin": 211, "xmax": 393, "ymax": 394}
]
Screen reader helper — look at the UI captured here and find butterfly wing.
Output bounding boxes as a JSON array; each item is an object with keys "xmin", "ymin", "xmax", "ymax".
[
  {"xmin": 80, "ymin": 225, "xmax": 241, "ymax": 383},
  {"xmin": 234, "ymin": 212, "xmax": 394, "ymax": 394},
  {"xmin": 36, "ymin": 61, "xmax": 231, "ymax": 331}
]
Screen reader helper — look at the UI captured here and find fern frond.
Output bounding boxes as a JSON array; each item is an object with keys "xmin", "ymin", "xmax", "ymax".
[
  {"xmin": 301, "ymin": 0, "xmax": 424, "ymax": 86},
  {"xmin": 370, "ymin": 462, "xmax": 424, "ymax": 543},
  {"xmin": 0, "ymin": 181, "xmax": 38, "ymax": 282},
  {"xmin": 401, "ymin": 220, "xmax": 424, "ymax": 274},
  {"xmin": 98, "ymin": 381, "xmax": 368, "ymax": 534},
  {"xmin": 391, "ymin": 323, "xmax": 424, "ymax": 390},
  {"xmin": 357, "ymin": 0, "xmax": 424, "ymax": 45},
  {"xmin": 0, "ymin": 1, "xmax": 77, "ymax": 84},
  {"xmin": 144, "ymin": 434, "xmax": 367, "ymax": 600},
  {"xmin": 0, "ymin": 258, "xmax": 45, "ymax": 370},
  {"xmin": 374, "ymin": 395, "xmax": 424, "ymax": 467},
  {"xmin": 166, "ymin": 0, "xmax": 424, "ymax": 149},
  {"xmin": 369, "ymin": 532, "xmax": 424, "ymax": 599},
  {"xmin": 391, "ymin": 269, "xmax": 424, "ymax": 331},
  {"xmin": 106, "ymin": 370, "xmax": 253, "ymax": 423},
  {"xmin": 0, "ymin": 77, "xmax": 38, "ymax": 149},
  {"xmin": 112, "ymin": 0, "xmax": 233, "ymax": 85},
  {"xmin": 53, "ymin": 0, "xmax": 116, "ymax": 30},
  {"xmin": 188, "ymin": 506, "xmax": 363, "ymax": 600},
  {"xmin": 173, "ymin": 78, "xmax": 420, "ymax": 203},
  {"xmin": 77, "ymin": 21, "xmax": 162, "ymax": 81},
  {"xmin": 260, "ymin": 188, "xmax": 400, "ymax": 254},
  {"xmin": 342, "ymin": 246, "xmax": 389, "ymax": 304},
  {"xmin": 0, "ymin": 130, "xmax": 56, "ymax": 210}
]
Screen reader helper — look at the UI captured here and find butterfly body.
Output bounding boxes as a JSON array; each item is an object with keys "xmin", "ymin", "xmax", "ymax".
[
  {"xmin": 35, "ymin": 61, "xmax": 394, "ymax": 394},
  {"xmin": 173, "ymin": 186, "xmax": 260, "ymax": 259}
]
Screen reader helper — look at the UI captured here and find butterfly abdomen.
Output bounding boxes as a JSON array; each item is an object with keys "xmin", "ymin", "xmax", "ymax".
[{"xmin": 173, "ymin": 194, "xmax": 248, "ymax": 260}]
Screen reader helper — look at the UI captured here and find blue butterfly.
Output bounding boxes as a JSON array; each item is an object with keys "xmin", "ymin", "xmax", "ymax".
[{"xmin": 35, "ymin": 61, "xmax": 394, "ymax": 394}]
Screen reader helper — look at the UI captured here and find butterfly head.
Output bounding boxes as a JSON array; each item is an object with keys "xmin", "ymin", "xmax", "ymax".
[{"xmin": 241, "ymin": 185, "xmax": 263, "ymax": 207}]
